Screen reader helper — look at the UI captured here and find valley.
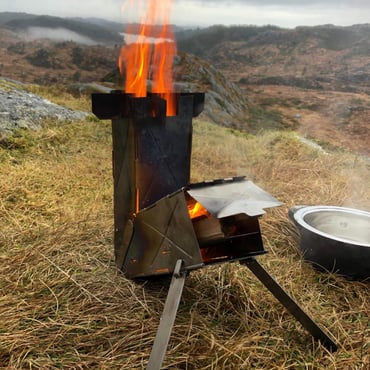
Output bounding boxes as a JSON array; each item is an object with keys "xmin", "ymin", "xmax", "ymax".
[{"xmin": 246, "ymin": 85, "xmax": 370, "ymax": 157}]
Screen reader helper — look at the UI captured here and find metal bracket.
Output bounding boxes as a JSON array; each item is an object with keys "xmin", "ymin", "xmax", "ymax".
[
  {"xmin": 147, "ymin": 259, "xmax": 188, "ymax": 370},
  {"xmin": 241, "ymin": 257, "xmax": 338, "ymax": 352},
  {"xmin": 146, "ymin": 256, "xmax": 338, "ymax": 370}
]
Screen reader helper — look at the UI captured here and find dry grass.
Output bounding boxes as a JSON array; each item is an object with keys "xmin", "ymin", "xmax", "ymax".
[
  {"xmin": 1, "ymin": 108, "xmax": 369, "ymax": 369},
  {"xmin": 25, "ymin": 84, "xmax": 92, "ymax": 113}
]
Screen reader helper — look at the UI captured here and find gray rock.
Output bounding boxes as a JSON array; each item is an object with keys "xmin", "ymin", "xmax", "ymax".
[{"xmin": 0, "ymin": 78, "xmax": 88, "ymax": 135}]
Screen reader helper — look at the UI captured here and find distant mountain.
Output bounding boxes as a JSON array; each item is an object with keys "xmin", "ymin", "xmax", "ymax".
[
  {"xmin": 3, "ymin": 14, "xmax": 123, "ymax": 45},
  {"xmin": 177, "ymin": 24, "xmax": 370, "ymax": 94},
  {"xmin": 0, "ymin": 12, "xmax": 38, "ymax": 25},
  {"xmin": 2, "ymin": 15, "xmax": 369, "ymax": 95},
  {"xmin": 177, "ymin": 24, "xmax": 370, "ymax": 54},
  {"xmin": 69, "ymin": 17, "xmax": 125, "ymax": 33},
  {"xmin": 71, "ymin": 17, "xmax": 185, "ymax": 35},
  {"xmin": 1, "ymin": 17, "xmax": 369, "ymax": 155},
  {"xmin": 0, "ymin": 12, "xmax": 187, "ymax": 45},
  {"xmin": 0, "ymin": 29, "xmax": 119, "ymax": 85},
  {"xmin": 177, "ymin": 25, "xmax": 282, "ymax": 53}
]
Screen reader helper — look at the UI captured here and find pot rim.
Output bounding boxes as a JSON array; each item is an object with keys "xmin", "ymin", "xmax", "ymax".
[{"xmin": 292, "ymin": 205, "xmax": 370, "ymax": 248}]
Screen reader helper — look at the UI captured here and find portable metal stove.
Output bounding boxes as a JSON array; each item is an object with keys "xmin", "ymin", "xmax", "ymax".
[{"xmin": 92, "ymin": 91, "xmax": 337, "ymax": 369}]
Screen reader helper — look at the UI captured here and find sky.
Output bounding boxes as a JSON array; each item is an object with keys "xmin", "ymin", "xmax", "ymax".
[{"xmin": 1, "ymin": 0, "xmax": 370, "ymax": 28}]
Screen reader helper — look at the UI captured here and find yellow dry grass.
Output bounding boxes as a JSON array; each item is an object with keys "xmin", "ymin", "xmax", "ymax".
[{"xmin": 0, "ymin": 102, "xmax": 369, "ymax": 369}]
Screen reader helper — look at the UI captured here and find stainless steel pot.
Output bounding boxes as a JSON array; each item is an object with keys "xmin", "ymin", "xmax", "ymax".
[{"xmin": 289, "ymin": 205, "xmax": 370, "ymax": 280}]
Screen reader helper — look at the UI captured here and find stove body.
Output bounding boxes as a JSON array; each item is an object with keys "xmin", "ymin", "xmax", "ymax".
[
  {"xmin": 92, "ymin": 91, "xmax": 337, "ymax": 369},
  {"xmin": 92, "ymin": 92, "xmax": 280, "ymax": 278}
]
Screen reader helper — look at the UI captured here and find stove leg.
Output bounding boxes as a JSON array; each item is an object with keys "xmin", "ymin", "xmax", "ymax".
[
  {"xmin": 241, "ymin": 257, "xmax": 338, "ymax": 352},
  {"xmin": 147, "ymin": 259, "xmax": 187, "ymax": 370}
]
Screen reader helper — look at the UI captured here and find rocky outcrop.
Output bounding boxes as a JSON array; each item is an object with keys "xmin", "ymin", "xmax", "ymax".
[
  {"xmin": 0, "ymin": 78, "xmax": 88, "ymax": 135},
  {"xmin": 173, "ymin": 53, "xmax": 250, "ymax": 127},
  {"xmin": 102, "ymin": 52, "xmax": 252, "ymax": 128},
  {"xmin": 101, "ymin": 51, "xmax": 290, "ymax": 131}
]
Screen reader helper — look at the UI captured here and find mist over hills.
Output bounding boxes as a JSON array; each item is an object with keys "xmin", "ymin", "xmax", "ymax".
[
  {"xmin": 3, "ymin": 14, "xmax": 123, "ymax": 45},
  {"xmin": 0, "ymin": 12, "xmax": 369, "ymax": 156},
  {"xmin": 0, "ymin": 12, "xmax": 184, "ymax": 44},
  {"xmin": 3, "ymin": 12, "xmax": 368, "ymax": 93}
]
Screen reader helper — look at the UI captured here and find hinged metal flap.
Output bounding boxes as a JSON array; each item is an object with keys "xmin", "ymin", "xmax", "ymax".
[
  {"xmin": 123, "ymin": 191, "xmax": 202, "ymax": 278},
  {"xmin": 187, "ymin": 178, "xmax": 282, "ymax": 218}
]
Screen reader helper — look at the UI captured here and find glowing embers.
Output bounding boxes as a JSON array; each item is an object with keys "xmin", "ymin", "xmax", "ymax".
[{"xmin": 187, "ymin": 199, "xmax": 209, "ymax": 220}]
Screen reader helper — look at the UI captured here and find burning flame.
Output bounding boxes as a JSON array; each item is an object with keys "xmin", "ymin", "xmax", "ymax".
[
  {"xmin": 119, "ymin": 0, "xmax": 177, "ymax": 116},
  {"xmin": 188, "ymin": 201, "xmax": 209, "ymax": 219}
]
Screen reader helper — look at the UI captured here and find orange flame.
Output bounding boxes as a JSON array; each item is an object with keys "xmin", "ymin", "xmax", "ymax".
[
  {"xmin": 188, "ymin": 201, "xmax": 209, "ymax": 219},
  {"xmin": 119, "ymin": 0, "xmax": 177, "ymax": 116}
]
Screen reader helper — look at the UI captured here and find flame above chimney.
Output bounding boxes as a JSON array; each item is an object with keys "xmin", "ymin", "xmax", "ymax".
[{"xmin": 118, "ymin": 0, "xmax": 177, "ymax": 116}]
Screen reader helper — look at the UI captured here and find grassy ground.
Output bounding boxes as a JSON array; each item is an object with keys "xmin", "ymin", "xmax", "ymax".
[{"xmin": 0, "ymin": 92, "xmax": 369, "ymax": 369}]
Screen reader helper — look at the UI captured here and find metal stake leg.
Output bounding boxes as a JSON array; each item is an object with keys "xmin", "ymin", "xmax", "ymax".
[
  {"xmin": 147, "ymin": 259, "xmax": 188, "ymax": 370},
  {"xmin": 241, "ymin": 257, "xmax": 338, "ymax": 352}
]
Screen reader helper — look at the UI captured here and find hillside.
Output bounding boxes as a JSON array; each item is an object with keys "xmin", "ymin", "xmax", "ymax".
[
  {"xmin": 0, "ymin": 19, "xmax": 369, "ymax": 157},
  {"xmin": 178, "ymin": 24, "xmax": 370, "ymax": 95},
  {"xmin": 0, "ymin": 12, "xmax": 183, "ymax": 41},
  {"xmin": 1, "ymin": 13, "xmax": 123, "ymax": 45},
  {"xmin": 178, "ymin": 24, "xmax": 370, "ymax": 158},
  {"xmin": 0, "ymin": 12, "xmax": 37, "ymax": 25},
  {"xmin": 0, "ymin": 29, "xmax": 119, "ymax": 84}
]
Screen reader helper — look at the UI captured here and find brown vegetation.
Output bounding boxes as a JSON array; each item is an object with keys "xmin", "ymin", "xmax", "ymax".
[
  {"xmin": 0, "ymin": 89, "xmax": 369, "ymax": 368},
  {"xmin": 245, "ymin": 85, "xmax": 370, "ymax": 157},
  {"xmin": 2, "ymin": 23, "xmax": 369, "ymax": 158},
  {"xmin": 0, "ymin": 28, "xmax": 119, "ymax": 84}
]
